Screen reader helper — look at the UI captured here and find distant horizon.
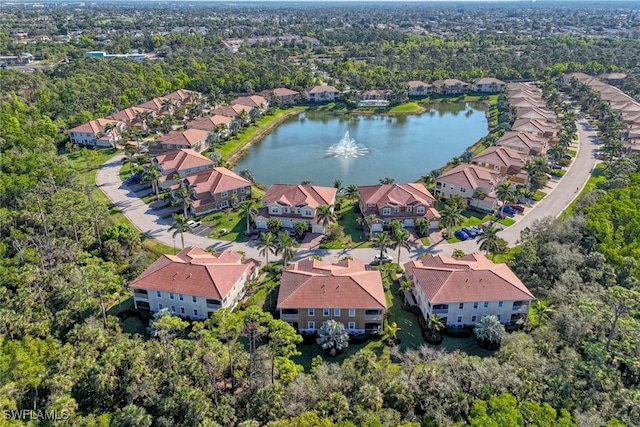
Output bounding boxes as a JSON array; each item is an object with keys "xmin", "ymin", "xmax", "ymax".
[{"xmin": 12, "ymin": 0, "xmax": 640, "ymax": 3}]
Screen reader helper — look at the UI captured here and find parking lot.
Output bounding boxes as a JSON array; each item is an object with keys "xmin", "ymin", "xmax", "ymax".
[{"xmin": 191, "ymin": 225, "xmax": 212, "ymax": 237}]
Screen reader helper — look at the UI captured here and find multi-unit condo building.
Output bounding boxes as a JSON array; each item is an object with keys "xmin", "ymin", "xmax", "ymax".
[
  {"xmin": 108, "ymin": 106, "xmax": 155, "ymax": 131},
  {"xmin": 304, "ymin": 84, "xmax": 340, "ymax": 103},
  {"xmin": 138, "ymin": 96, "xmax": 177, "ymax": 116},
  {"xmin": 130, "ymin": 246, "xmax": 259, "ymax": 319},
  {"xmin": 149, "ymin": 129, "xmax": 210, "ymax": 155},
  {"xmin": 434, "ymin": 164, "xmax": 503, "ymax": 212},
  {"xmin": 180, "ymin": 167, "xmax": 252, "ymax": 216},
  {"xmin": 254, "ymin": 184, "xmax": 338, "ymax": 234},
  {"xmin": 260, "ymin": 87, "xmax": 300, "ymax": 106},
  {"xmin": 496, "ymin": 131, "xmax": 548, "ymax": 156},
  {"xmin": 164, "ymin": 89, "xmax": 200, "ymax": 105},
  {"xmin": 357, "ymin": 183, "xmax": 441, "ymax": 231},
  {"xmin": 231, "ymin": 95, "xmax": 269, "ymax": 112},
  {"xmin": 152, "ymin": 149, "xmax": 214, "ymax": 189},
  {"xmin": 406, "ymin": 80, "xmax": 433, "ymax": 97},
  {"xmin": 211, "ymin": 104, "xmax": 254, "ymax": 119},
  {"xmin": 187, "ymin": 115, "xmax": 234, "ymax": 134},
  {"xmin": 277, "ymin": 257, "xmax": 387, "ymax": 334},
  {"xmin": 404, "ymin": 253, "xmax": 535, "ymax": 327},
  {"xmin": 471, "ymin": 146, "xmax": 529, "ymax": 184},
  {"xmin": 511, "ymin": 118, "xmax": 558, "ymax": 139},
  {"xmin": 68, "ymin": 118, "xmax": 124, "ymax": 148},
  {"xmin": 432, "ymin": 79, "xmax": 470, "ymax": 95},
  {"xmin": 473, "ymin": 77, "xmax": 506, "ymax": 93}
]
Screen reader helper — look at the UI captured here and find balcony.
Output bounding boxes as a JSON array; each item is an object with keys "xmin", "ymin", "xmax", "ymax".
[
  {"xmin": 133, "ymin": 290, "xmax": 148, "ymax": 299},
  {"xmin": 365, "ymin": 314, "xmax": 383, "ymax": 321},
  {"xmin": 206, "ymin": 303, "xmax": 222, "ymax": 309},
  {"xmin": 432, "ymin": 308, "xmax": 449, "ymax": 314},
  {"xmin": 280, "ymin": 313, "xmax": 299, "ymax": 320}
]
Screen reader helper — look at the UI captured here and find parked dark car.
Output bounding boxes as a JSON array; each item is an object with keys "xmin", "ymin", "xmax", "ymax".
[
  {"xmin": 501, "ymin": 206, "xmax": 518, "ymax": 216},
  {"xmin": 509, "ymin": 204, "xmax": 525, "ymax": 212},
  {"xmin": 454, "ymin": 229, "xmax": 469, "ymax": 241},
  {"xmin": 125, "ymin": 174, "xmax": 142, "ymax": 185},
  {"xmin": 462, "ymin": 227, "xmax": 478, "ymax": 238}
]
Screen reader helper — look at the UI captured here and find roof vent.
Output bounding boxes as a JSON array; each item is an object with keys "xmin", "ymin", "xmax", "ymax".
[{"xmin": 187, "ymin": 273, "xmax": 192, "ymax": 279}]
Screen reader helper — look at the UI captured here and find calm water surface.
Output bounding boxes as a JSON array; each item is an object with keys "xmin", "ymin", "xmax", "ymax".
[{"xmin": 234, "ymin": 103, "xmax": 488, "ymax": 186}]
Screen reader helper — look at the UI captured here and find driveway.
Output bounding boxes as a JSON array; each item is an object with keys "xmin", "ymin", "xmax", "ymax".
[{"xmin": 95, "ymin": 117, "xmax": 598, "ymax": 264}]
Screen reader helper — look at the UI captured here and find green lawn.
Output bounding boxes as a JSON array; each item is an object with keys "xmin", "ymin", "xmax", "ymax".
[
  {"xmin": 387, "ymin": 282, "xmax": 427, "ymax": 351},
  {"xmin": 567, "ymin": 149, "xmax": 577, "ymax": 157},
  {"xmin": 217, "ymin": 107, "xmax": 306, "ymax": 160},
  {"xmin": 388, "ymin": 102, "xmax": 423, "ymax": 113},
  {"xmin": 533, "ymin": 190, "xmax": 546, "ymax": 201},
  {"xmin": 436, "ymin": 335, "xmax": 495, "ymax": 357},
  {"xmin": 203, "ymin": 208, "xmax": 251, "ymax": 242}
]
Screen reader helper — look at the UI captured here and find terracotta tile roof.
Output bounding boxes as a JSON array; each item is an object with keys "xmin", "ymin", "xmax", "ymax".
[
  {"xmin": 407, "ymin": 80, "xmax": 431, "ymax": 88},
  {"xmin": 507, "ymin": 82, "xmax": 542, "ymax": 92},
  {"xmin": 471, "ymin": 146, "xmax": 527, "ymax": 169},
  {"xmin": 263, "ymin": 184, "xmax": 337, "ymax": 209},
  {"xmin": 306, "ymin": 84, "xmax": 339, "ymax": 94},
  {"xmin": 185, "ymin": 167, "xmax": 251, "ymax": 197},
  {"xmin": 497, "ymin": 131, "xmax": 547, "ymax": 153},
  {"xmin": 516, "ymin": 107, "xmax": 556, "ymax": 121},
  {"xmin": 69, "ymin": 118, "xmax": 121, "ymax": 133},
  {"xmin": 404, "ymin": 253, "xmax": 535, "ymax": 304},
  {"xmin": 109, "ymin": 106, "xmax": 153, "ymax": 122},
  {"xmin": 231, "ymin": 95, "xmax": 267, "ymax": 108},
  {"xmin": 272, "ymin": 87, "xmax": 299, "ymax": 96},
  {"xmin": 188, "ymin": 115, "xmax": 233, "ymax": 131},
  {"xmin": 277, "ymin": 258, "xmax": 387, "ymax": 309},
  {"xmin": 511, "ymin": 118, "xmax": 558, "ymax": 135},
  {"xmin": 565, "ymin": 72, "xmax": 596, "ymax": 84},
  {"xmin": 139, "ymin": 97, "xmax": 175, "ymax": 112},
  {"xmin": 475, "ymin": 77, "xmax": 505, "ymax": 85},
  {"xmin": 509, "ymin": 97, "xmax": 546, "ymax": 108},
  {"xmin": 601, "ymin": 92, "xmax": 635, "ymax": 103},
  {"xmin": 153, "ymin": 149, "xmax": 213, "ymax": 175},
  {"xmin": 157, "ymin": 129, "xmax": 209, "ymax": 147},
  {"xmin": 433, "ymin": 78, "xmax": 470, "ymax": 87},
  {"xmin": 130, "ymin": 246, "xmax": 257, "ymax": 300},
  {"xmin": 211, "ymin": 104, "xmax": 253, "ymax": 118},
  {"xmin": 436, "ymin": 164, "xmax": 502, "ymax": 190},
  {"xmin": 358, "ymin": 183, "xmax": 436, "ymax": 219},
  {"xmin": 165, "ymin": 89, "xmax": 200, "ymax": 103},
  {"xmin": 600, "ymin": 72, "xmax": 627, "ymax": 80},
  {"xmin": 507, "ymin": 89, "xmax": 543, "ymax": 100}
]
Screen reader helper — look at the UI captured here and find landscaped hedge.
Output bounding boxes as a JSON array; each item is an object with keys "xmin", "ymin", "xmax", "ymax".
[{"xmin": 443, "ymin": 326, "xmax": 474, "ymax": 338}]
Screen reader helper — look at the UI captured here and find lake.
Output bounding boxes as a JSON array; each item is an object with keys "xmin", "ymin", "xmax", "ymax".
[{"xmin": 234, "ymin": 103, "xmax": 489, "ymax": 186}]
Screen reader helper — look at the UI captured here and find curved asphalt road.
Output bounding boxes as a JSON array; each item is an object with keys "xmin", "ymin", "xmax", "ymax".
[{"xmin": 95, "ymin": 117, "xmax": 598, "ymax": 264}]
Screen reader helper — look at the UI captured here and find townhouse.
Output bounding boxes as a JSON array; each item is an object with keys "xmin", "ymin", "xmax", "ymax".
[
  {"xmin": 181, "ymin": 167, "xmax": 252, "ymax": 216},
  {"xmin": 496, "ymin": 131, "xmax": 548, "ymax": 156},
  {"xmin": 152, "ymin": 149, "xmax": 214, "ymax": 189},
  {"xmin": 304, "ymin": 84, "xmax": 341, "ymax": 103},
  {"xmin": 357, "ymin": 183, "xmax": 441, "ymax": 231},
  {"xmin": 68, "ymin": 118, "xmax": 124, "ymax": 148},
  {"xmin": 434, "ymin": 164, "xmax": 502, "ymax": 212},
  {"xmin": 432, "ymin": 79, "xmax": 470, "ymax": 95},
  {"xmin": 406, "ymin": 80, "xmax": 433, "ymax": 97},
  {"xmin": 511, "ymin": 118, "xmax": 558, "ymax": 139},
  {"xmin": 473, "ymin": 77, "xmax": 506, "ymax": 93},
  {"xmin": 254, "ymin": 184, "xmax": 338, "ymax": 234},
  {"xmin": 471, "ymin": 146, "xmax": 528, "ymax": 184},
  {"xmin": 260, "ymin": 87, "xmax": 300, "ymax": 107},
  {"xmin": 108, "ymin": 106, "xmax": 155, "ymax": 131},
  {"xmin": 149, "ymin": 129, "xmax": 210, "ymax": 155}
]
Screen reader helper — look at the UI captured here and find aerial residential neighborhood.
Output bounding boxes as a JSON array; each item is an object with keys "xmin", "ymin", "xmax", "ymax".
[{"xmin": 3, "ymin": 1, "xmax": 640, "ymax": 425}]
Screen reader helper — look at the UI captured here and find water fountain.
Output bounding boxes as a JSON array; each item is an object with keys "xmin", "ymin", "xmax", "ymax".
[{"xmin": 326, "ymin": 131, "xmax": 369, "ymax": 158}]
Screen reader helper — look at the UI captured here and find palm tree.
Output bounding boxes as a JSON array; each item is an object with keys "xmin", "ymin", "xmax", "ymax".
[
  {"xmin": 477, "ymin": 225, "xmax": 500, "ymax": 257},
  {"xmin": 161, "ymin": 98, "xmax": 174, "ymax": 114},
  {"xmin": 239, "ymin": 169, "xmax": 255, "ymax": 183},
  {"xmin": 122, "ymin": 151, "xmax": 136, "ymax": 178},
  {"xmin": 316, "ymin": 319, "xmax": 349, "ymax": 357},
  {"xmin": 547, "ymin": 144, "xmax": 567, "ymax": 166},
  {"xmin": 364, "ymin": 214, "xmax": 378, "ymax": 240},
  {"xmin": 256, "ymin": 232, "xmax": 277, "ymax": 265},
  {"xmin": 172, "ymin": 186, "xmax": 194, "ymax": 219},
  {"xmin": 333, "ymin": 179, "xmax": 343, "ymax": 193},
  {"xmin": 236, "ymin": 110, "xmax": 250, "ymax": 128},
  {"xmin": 428, "ymin": 314, "xmax": 445, "ymax": 333},
  {"xmin": 440, "ymin": 203, "xmax": 465, "ymax": 236},
  {"xmin": 527, "ymin": 300, "xmax": 555, "ymax": 330},
  {"xmin": 496, "ymin": 180, "xmax": 516, "ymax": 216},
  {"xmin": 316, "ymin": 204, "xmax": 337, "ymax": 234},
  {"xmin": 391, "ymin": 229, "xmax": 411, "ymax": 265},
  {"xmin": 275, "ymin": 232, "xmax": 297, "ymax": 266},
  {"xmin": 372, "ymin": 231, "xmax": 392, "ymax": 262},
  {"xmin": 344, "ymin": 184, "xmax": 359, "ymax": 201},
  {"xmin": 474, "ymin": 315, "xmax": 505, "ymax": 349},
  {"xmin": 237, "ymin": 201, "xmax": 257, "ymax": 235},
  {"xmin": 144, "ymin": 166, "xmax": 162, "ymax": 200},
  {"xmin": 169, "ymin": 215, "xmax": 192, "ymax": 250}
]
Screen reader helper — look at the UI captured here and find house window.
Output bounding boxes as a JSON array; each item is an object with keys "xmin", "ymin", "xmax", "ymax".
[
  {"xmin": 295, "ymin": 208, "xmax": 301, "ymax": 214},
  {"xmin": 348, "ymin": 322, "xmax": 356, "ymax": 330},
  {"xmin": 220, "ymin": 200, "xmax": 229, "ymax": 208},
  {"xmin": 179, "ymin": 294, "xmax": 184, "ymax": 301},
  {"xmin": 221, "ymin": 191, "xmax": 228, "ymax": 198},
  {"xmin": 407, "ymin": 206, "xmax": 412, "ymax": 212},
  {"xmin": 158, "ymin": 303, "xmax": 163, "ymax": 310},
  {"xmin": 156, "ymin": 291, "xmax": 162, "ymax": 298},
  {"xmin": 241, "ymin": 187, "xmax": 245, "ymax": 193},
  {"xmin": 471, "ymin": 315, "xmax": 477, "ymax": 322},
  {"xmin": 459, "ymin": 303, "xmax": 464, "ymax": 309},
  {"xmin": 457, "ymin": 316, "xmax": 463, "ymax": 323},
  {"xmin": 192, "ymin": 296, "xmax": 197, "ymax": 303},
  {"xmin": 473, "ymin": 302, "xmax": 478, "ymax": 309},
  {"xmin": 416, "ymin": 207, "xmax": 425, "ymax": 214},
  {"xmin": 284, "ymin": 207, "xmax": 290, "ymax": 213},
  {"xmin": 233, "ymin": 189, "xmax": 237, "ymax": 194},
  {"xmin": 180, "ymin": 307, "xmax": 185, "ymax": 314},
  {"xmin": 349, "ymin": 308, "xmax": 356, "ymax": 317},
  {"xmin": 304, "ymin": 209, "xmax": 312, "ymax": 216},
  {"xmin": 193, "ymin": 309, "xmax": 199, "ymax": 316},
  {"xmin": 308, "ymin": 308, "xmax": 315, "ymax": 316},
  {"xmin": 460, "ymin": 188, "xmax": 466, "ymax": 193},
  {"xmin": 333, "ymin": 308, "xmax": 341, "ymax": 316},
  {"xmin": 170, "ymin": 293, "xmax": 174, "ymax": 300},
  {"xmin": 497, "ymin": 314, "xmax": 502, "ymax": 321},
  {"xmin": 270, "ymin": 207, "xmax": 279, "ymax": 214},
  {"xmin": 450, "ymin": 185, "xmax": 454, "ymax": 190},
  {"xmin": 323, "ymin": 308, "xmax": 330, "ymax": 317},
  {"xmin": 483, "ymin": 302, "xmax": 489, "ymax": 308},
  {"xmin": 498, "ymin": 301, "xmax": 503, "ymax": 308},
  {"xmin": 170, "ymin": 305, "xmax": 176, "ymax": 313},
  {"xmin": 394, "ymin": 206, "xmax": 399, "ymax": 213},
  {"xmin": 308, "ymin": 321, "xmax": 315, "ymax": 330},
  {"xmin": 382, "ymin": 208, "xmax": 391, "ymax": 215}
]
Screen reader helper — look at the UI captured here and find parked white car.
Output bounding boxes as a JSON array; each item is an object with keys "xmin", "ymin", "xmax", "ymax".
[{"xmin": 187, "ymin": 220, "xmax": 201, "ymax": 228}]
